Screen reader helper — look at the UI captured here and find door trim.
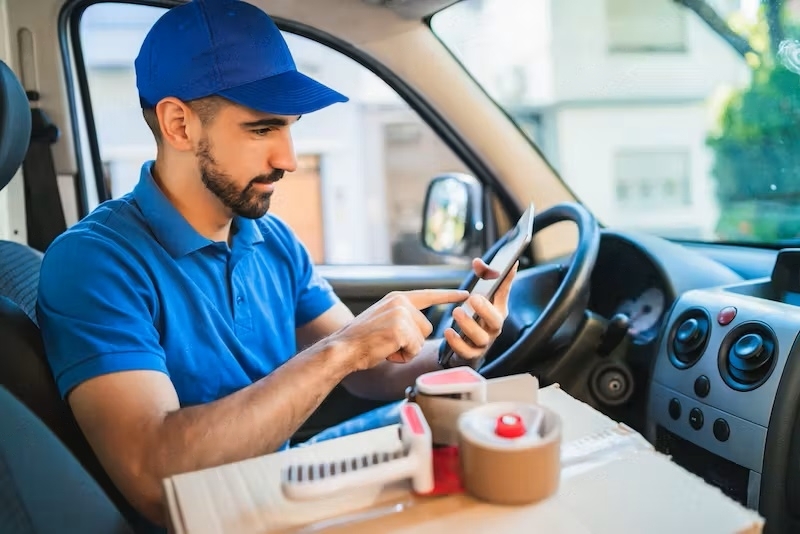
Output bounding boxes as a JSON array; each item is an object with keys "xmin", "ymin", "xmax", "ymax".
[{"xmin": 318, "ymin": 264, "xmax": 468, "ymax": 294}]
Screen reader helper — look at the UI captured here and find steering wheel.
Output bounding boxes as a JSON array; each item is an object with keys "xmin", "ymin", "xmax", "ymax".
[
  {"xmin": 298, "ymin": 202, "xmax": 599, "ymax": 446},
  {"xmin": 431, "ymin": 201, "xmax": 601, "ymax": 379}
]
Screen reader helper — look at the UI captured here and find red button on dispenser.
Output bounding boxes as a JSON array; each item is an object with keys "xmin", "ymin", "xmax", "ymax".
[
  {"xmin": 494, "ymin": 413, "xmax": 526, "ymax": 438},
  {"xmin": 717, "ymin": 306, "xmax": 737, "ymax": 326}
]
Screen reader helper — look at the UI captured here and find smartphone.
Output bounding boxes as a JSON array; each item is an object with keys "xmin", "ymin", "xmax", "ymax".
[{"xmin": 438, "ymin": 202, "xmax": 535, "ymax": 368}]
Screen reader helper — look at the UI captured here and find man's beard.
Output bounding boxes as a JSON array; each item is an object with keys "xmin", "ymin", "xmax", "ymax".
[{"xmin": 196, "ymin": 138, "xmax": 284, "ymax": 219}]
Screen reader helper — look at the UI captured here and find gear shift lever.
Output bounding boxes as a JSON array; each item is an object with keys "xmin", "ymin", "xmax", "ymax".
[{"xmin": 597, "ymin": 313, "xmax": 631, "ymax": 356}]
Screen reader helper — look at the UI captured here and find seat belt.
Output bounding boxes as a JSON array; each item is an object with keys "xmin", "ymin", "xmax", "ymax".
[{"xmin": 21, "ymin": 91, "xmax": 67, "ymax": 253}]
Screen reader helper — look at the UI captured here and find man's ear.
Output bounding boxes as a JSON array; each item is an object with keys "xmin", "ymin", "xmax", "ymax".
[{"xmin": 155, "ymin": 97, "xmax": 197, "ymax": 152}]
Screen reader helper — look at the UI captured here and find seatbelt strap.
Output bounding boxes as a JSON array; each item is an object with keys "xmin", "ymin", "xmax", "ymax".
[{"xmin": 21, "ymin": 91, "xmax": 67, "ymax": 253}]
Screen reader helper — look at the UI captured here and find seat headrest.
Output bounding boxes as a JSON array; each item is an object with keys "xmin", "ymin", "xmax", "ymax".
[{"xmin": 0, "ymin": 60, "xmax": 31, "ymax": 192}]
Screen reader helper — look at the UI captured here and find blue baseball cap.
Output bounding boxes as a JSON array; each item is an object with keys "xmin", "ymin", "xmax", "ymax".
[{"xmin": 135, "ymin": 0, "xmax": 349, "ymax": 116}]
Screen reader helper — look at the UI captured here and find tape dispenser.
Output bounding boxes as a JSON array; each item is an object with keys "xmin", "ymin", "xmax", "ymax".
[
  {"xmin": 281, "ymin": 402, "xmax": 434, "ymax": 500},
  {"xmin": 282, "ymin": 367, "xmax": 561, "ymax": 506},
  {"xmin": 405, "ymin": 366, "xmax": 490, "ymax": 446}
]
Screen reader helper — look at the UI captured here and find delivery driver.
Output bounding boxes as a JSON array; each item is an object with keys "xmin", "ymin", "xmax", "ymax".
[{"xmin": 36, "ymin": 0, "xmax": 516, "ymax": 528}]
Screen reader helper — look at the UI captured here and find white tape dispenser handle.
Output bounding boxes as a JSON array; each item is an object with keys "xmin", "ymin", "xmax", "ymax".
[{"xmin": 281, "ymin": 402, "xmax": 434, "ymax": 501}]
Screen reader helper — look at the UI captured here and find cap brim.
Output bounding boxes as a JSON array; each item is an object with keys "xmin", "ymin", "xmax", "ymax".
[{"xmin": 217, "ymin": 70, "xmax": 349, "ymax": 116}]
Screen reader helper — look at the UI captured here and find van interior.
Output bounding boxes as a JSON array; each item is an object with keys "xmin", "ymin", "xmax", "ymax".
[{"xmin": 2, "ymin": 0, "xmax": 800, "ymax": 532}]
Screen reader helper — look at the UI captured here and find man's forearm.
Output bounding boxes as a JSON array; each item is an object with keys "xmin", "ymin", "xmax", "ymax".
[
  {"xmin": 140, "ymin": 339, "xmax": 354, "ymax": 523},
  {"xmin": 342, "ymin": 339, "xmax": 448, "ymax": 401},
  {"xmin": 163, "ymin": 341, "xmax": 350, "ymax": 458}
]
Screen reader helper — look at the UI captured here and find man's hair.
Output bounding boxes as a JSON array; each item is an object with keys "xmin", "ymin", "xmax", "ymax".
[{"xmin": 142, "ymin": 95, "xmax": 227, "ymax": 144}]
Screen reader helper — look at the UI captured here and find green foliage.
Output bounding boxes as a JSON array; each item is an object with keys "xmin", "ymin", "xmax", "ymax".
[
  {"xmin": 708, "ymin": 65, "xmax": 800, "ymax": 200},
  {"xmin": 707, "ymin": 15, "xmax": 800, "ymax": 243}
]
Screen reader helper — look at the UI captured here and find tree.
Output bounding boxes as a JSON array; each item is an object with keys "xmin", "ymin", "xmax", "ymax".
[
  {"xmin": 679, "ymin": 0, "xmax": 800, "ymax": 242},
  {"xmin": 673, "ymin": 0, "xmax": 756, "ymax": 56},
  {"xmin": 673, "ymin": 0, "xmax": 786, "ymax": 57}
]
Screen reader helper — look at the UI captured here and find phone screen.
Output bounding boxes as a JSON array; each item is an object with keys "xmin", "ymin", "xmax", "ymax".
[
  {"xmin": 460, "ymin": 204, "xmax": 534, "ymax": 318},
  {"xmin": 438, "ymin": 203, "xmax": 534, "ymax": 368}
]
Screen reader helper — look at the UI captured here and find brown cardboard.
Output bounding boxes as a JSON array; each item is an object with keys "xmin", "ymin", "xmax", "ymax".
[
  {"xmin": 163, "ymin": 381, "xmax": 765, "ymax": 534},
  {"xmin": 483, "ymin": 373, "xmax": 539, "ymax": 403}
]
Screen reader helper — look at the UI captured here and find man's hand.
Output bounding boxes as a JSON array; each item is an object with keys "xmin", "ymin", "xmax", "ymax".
[
  {"xmin": 330, "ymin": 289, "xmax": 469, "ymax": 370},
  {"xmin": 443, "ymin": 258, "xmax": 518, "ymax": 362}
]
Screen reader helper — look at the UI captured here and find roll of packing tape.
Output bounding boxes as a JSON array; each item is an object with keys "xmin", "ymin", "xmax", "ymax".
[{"xmin": 457, "ymin": 401, "xmax": 561, "ymax": 505}]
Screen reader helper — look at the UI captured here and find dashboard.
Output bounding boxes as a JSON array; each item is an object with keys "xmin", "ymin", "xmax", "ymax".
[
  {"xmin": 586, "ymin": 229, "xmax": 745, "ymax": 378},
  {"xmin": 588, "ymin": 230, "xmax": 748, "ymax": 337},
  {"xmin": 576, "ymin": 230, "xmax": 743, "ymax": 429},
  {"xmin": 588, "ymin": 235, "xmax": 675, "ymax": 346},
  {"xmin": 586, "ymin": 230, "xmax": 800, "ymax": 532}
]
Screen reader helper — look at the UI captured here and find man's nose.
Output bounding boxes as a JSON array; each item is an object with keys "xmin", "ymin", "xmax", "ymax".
[{"xmin": 269, "ymin": 130, "xmax": 297, "ymax": 173}]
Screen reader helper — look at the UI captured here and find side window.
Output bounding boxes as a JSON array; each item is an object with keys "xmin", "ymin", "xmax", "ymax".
[{"xmin": 77, "ymin": 2, "xmax": 482, "ymax": 266}]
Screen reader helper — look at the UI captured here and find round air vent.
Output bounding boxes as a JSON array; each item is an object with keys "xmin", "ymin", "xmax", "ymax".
[
  {"xmin": 668, "ymin": 307, "xmax": 711, "ymax": 369},
  {"xmin": 719, "ymin": 322, "xmax": 778, "ymax": 392}
]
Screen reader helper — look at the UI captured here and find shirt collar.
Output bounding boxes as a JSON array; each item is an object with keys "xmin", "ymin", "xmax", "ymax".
[
  {"xmin": 230, "ymin": 214, "xmax": 264, "ymax": 251},
  {"xmin": 133, "ymin": 161, "xmax": 263, "ymax": 257}
]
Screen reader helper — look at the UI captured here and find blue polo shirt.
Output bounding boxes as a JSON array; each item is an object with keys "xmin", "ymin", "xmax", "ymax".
[{"xmin": 36, "ymin": 161, "xmax": 339, "ymax": 413}]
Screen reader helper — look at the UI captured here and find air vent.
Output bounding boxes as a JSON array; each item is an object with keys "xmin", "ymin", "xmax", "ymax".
[
  {"xmin": 668, "ymin": 308, "xmax": 711, "ymax": 369},
  {"xmin": 719, "ymin": 322, "xmax": 778, "ymax": 392}
]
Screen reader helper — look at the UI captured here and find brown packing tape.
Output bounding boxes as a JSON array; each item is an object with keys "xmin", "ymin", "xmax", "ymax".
[{"xmin": 457, "ymin": 402, "xmax": 561, "ymax": 505}]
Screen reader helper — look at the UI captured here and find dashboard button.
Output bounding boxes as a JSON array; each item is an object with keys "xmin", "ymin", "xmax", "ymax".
[
  {"xmin": 713, "ymin": 418, "xmax": 730, "ymax": 442},
  {"xmin": 668, "ymin": 398, "xmax": 681, "ymax": 420},
  {"xmin": 717, "ymin": 306, "xmax": 737, "ymax": 326},
  {"xmin": 689, "ymin": 408, "xmax": 704, "ymax": 430},
  {"xmin": 694, "ymin": 375, "xmax": 710, "ymax": 398}
]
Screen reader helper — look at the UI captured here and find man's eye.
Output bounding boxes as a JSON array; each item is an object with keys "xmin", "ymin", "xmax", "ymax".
[{"xmin": 253, "ymin": 128, "xmax": 274, "ymax": 136}]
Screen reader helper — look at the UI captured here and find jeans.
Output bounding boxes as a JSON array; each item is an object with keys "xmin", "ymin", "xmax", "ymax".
[{"xmin": 296, "ymin": 400, "xmax": 405, "ymax": 447}]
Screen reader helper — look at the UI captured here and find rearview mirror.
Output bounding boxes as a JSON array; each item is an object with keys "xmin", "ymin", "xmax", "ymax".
[{"xmin": 421, "ymin": 173, "xmax": 484, "ymax": 257}]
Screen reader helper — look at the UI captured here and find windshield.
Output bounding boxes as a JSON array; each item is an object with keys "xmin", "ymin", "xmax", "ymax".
[{"xmin": 431, "ymin": 0, "xmax": 800, "ymax": 246}]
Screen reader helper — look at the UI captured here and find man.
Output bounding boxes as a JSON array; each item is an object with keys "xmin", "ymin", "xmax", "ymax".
[{"xmin": 36, "ymin": 0, "xmax": 516, "ymax": 528}]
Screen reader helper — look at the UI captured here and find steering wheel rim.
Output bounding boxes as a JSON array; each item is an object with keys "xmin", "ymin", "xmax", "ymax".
[{"xmin": 433, "ymin": 201, "xmax": 601, "ymax": 378}]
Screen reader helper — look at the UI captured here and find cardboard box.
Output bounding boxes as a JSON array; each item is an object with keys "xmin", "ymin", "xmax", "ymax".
[{"xmin": 163, "ymin": 379, "xmax": 764, "ymax": 533}]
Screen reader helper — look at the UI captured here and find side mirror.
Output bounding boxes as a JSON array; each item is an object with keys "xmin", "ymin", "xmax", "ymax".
[{"xmin": 421, "ymin": 173, "xmax": 484, "ymax": 257}]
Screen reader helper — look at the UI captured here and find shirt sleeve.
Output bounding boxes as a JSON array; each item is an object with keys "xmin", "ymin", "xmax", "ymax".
[
  {"xmin": 36, "ymin": 227, "xmax": 168, "ymax": 399},
  {"xmin": 294, "ymin": 251, "xmax": 339, "ymax": 327},
  {"xmin": 262, "ymin": 215, "xmax": 339, "ymax": 327}
]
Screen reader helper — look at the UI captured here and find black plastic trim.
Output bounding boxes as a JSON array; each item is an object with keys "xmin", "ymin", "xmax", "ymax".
[
  {"xmin": 762, "ymin": 330, "xmax": 800, "ymax": 533},
  {"xmin": 58, "ymin": 0, "xmax": 184, "ymax": 217},
  {"xmin": 667, "ymin": 307, "xmax": 711, "ymax": 370},
  {"xmin": 717, "ymin": 321, "xmax": 779, "ymax": 393}
]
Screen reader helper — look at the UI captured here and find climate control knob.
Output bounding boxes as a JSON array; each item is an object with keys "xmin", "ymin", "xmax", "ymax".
[
  {"xmin": 670, "ymin": 309, "xmax": 710, "ymax": 369},
  {"xmin": 728, "ymin": 332, "xmax": 774, "ymax": 385},
  {"xmin": 720, "ymin": 323, "xmax": 778, "ymax": 391},
  {"xmin": 676, "ymin": 318, "xmax": 702, "ymax": 350},
  {"xmin": 732, "ymin": 333, "xmax": 764, "ymax": 361}
]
